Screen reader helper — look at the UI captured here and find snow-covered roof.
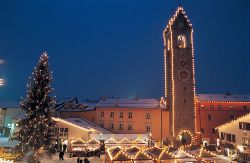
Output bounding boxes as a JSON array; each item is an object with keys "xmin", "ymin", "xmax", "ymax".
[
  {"xmin": 97, "ymin": 98, "xmax": 163, "ymax": 109},
  {"xmin": 216, "ymin": 112, "xmax": 250, "ymax": 129},
  {"xmin": 54, "ymin": 117, "xmax": 112, "ymax": 134},
  {"xmin": 196, "ymin": 94, "xmax": 250, "ymax": 102},
  {"xmin": 55, "ymin": 98, "xmax": 96, "ymax": 112}
]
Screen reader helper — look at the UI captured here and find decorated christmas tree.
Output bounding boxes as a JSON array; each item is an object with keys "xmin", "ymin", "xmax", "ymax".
[{"xmin": 12, "ymin": 52, "xmax": 57, "ymax": 161}]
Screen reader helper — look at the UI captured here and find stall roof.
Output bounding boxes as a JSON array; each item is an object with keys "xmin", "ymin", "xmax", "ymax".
[{"xmin": 54, "ymin": 117, "xmax": 112, "ymax": 134}]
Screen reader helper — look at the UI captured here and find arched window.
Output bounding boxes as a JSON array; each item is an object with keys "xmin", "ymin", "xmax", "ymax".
[{"xmin": 177, "ymin": 35, "xmax": 186, "ymax": 48}]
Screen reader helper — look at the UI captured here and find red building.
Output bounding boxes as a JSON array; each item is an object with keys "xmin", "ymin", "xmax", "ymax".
[{"xmin": 196, "ymin": 94, "xmax": 250, "ymax": 144}]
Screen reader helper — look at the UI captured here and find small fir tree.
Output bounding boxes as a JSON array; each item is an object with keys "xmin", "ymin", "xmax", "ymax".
[{"xmin": 12, "ymin": 52, "xmax": 57, "ymax": 161}]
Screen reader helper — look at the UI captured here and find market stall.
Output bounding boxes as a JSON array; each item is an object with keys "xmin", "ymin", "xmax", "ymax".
[{"xmin": 69, "ymin": 138, "xmax": 100, "ymax": 157}]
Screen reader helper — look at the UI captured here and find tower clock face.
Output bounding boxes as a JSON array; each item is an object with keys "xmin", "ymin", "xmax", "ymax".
[{"xmin": 178, "ymin": 70, "xmax": 189, "ymax": 81}]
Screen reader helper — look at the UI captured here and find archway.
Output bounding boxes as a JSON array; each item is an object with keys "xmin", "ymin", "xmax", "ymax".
[{"xmin": 176, "ymin": 130, "xmax": 194, "ymax": 147}]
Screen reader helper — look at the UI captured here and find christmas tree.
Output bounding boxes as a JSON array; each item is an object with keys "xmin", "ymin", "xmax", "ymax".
[{"xmin": 12, "ymin": 52, "xmax": 57, "ymax": 161}]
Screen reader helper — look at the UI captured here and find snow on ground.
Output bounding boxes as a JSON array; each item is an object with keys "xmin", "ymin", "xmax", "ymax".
[
  {"xmin": 17, "ymin": 154, "xmax": 106, "ymax": 163},
  {"xmin": 0, "ymin": 137, "xmax": 18, "ymax": 147}
]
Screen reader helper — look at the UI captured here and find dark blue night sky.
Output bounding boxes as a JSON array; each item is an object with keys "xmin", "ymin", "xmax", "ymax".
[{"xmin": 0, "ymin": 0, "xmax": 249, "ymax": 101}]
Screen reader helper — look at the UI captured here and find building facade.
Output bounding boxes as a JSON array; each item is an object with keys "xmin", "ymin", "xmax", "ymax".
[
  {"xmin": 52, "ymin": 7, "xmax": 250, "ymax": 147},
  {"xmin": 217, "ymin": 113, "xmax": 250, "ymax": 161},
  {"xmin": 196, "ymin": 94, "xmax": 250, "ymax": 144}
]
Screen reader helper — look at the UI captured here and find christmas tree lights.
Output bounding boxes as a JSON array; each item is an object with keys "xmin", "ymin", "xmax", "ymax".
[{"xmin": 11, "ymin": 52, "xmax": 57, "ymax": 161}]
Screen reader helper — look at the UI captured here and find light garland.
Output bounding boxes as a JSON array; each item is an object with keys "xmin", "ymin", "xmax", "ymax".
[
  {"xmin": 176, "ymin": 129, "xmax": 195, "ymax": 147},
  {"xmin": 104, "ymin": 137, "xmax": 118, "ymax": 144},
  {"xmin": 191, "ymin": 28, "xmax": 197, "ymax": 141},
  {"xmin": 197, "ymin": 100, "xmax": 250, "ymax": 104},
  {"xmin": 71, "ymin": 137, "xmax": 85, "ymax": 144},
  {"xmin": 87, "ymin": 138, "xmax": 100, "ymax": 144},
  {"xmin": 118, "ymin": 137, "xmax": 132, "ymax": 144},
  {"xmin": 132, "ymin": 136, "xmax": 147, "ymax": 144},
  {"xmin": 168, "ymin": 25, "xmax": 175, "ymax": 137},
  {"xmin": 52, "ymin": 117, "xmax": 94, "ymax": 132}
]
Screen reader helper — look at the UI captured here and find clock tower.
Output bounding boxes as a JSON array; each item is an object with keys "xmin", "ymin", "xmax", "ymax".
[{"xmin": 163, "ymin": 7, "xmax": 196, "ymax": 144}]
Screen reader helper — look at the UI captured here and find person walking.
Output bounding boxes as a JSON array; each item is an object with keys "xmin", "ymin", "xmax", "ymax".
[
  {"xmin": 84, "ymin": 157, "xmax": 90, "ymax": 163},
  {"xmin": 59, "ymin": 151, "xmax": 64, "ymax": 160}
]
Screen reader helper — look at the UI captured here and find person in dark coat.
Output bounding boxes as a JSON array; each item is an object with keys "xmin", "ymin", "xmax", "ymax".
[
  {"xmin": 59, "ymin": 151, "xmax": 64, "ymax": 160},
  {"xmin": 77, "ymin": 157, "xmax": 80, "ymax": 163},
  {"xmin": 63, "ymin": 144, "xmax": 67, "ymax": 152},
  {"xmin": 84, "ymin": 157, "xmax": 90, "ymax": 163}
]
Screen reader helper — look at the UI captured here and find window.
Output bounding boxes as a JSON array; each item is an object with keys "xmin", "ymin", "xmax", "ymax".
[
  {"xmin": 212, "ymin": 128, "xmax": 216, "ymax": 134},
  {"xmin": 110, "ymin": 112, "xmax": 114, "ymax": 118},
  {"xmin": 146, "ymin": 125, "xmax": 151, "ymax": 132},
  {"xmin": 177, "ymin": 35, "xmax": 186, "ymax": 48},
  {"xmin": 210, "ymin": 105, "xmax": 214, "ymax": 109},
  {"xmin": 230, "ymin": 115, "xmax": 235, "ymax": 120},
  {"xmin": 200, "ymin": 128, "xmax": 205, "ymax": 133},
  {"xmin": 119, "ymin": 124, "xmax": 124, "ymax": 130},
  {"xmin": 100, "ymin": 111, "xmax": 104, "ymax": 117},
  {"xmin": 239, "ymin": 122, "xmax": 250, "ymax": 130},
  {"xmin": 232, "ymin": 134, "xmax": 236, "ymax": 143},
  {"xmin": 128, "ymin": 124, "xmax": 132, "ymax": 131},
  {"xmin": 221, "ymin": 132, "xmax": 224, "ymax": 140},
  {"xmin": 99, "ymin": 123, "xmax": 104, "ymax": 128},
  {"xmin": 218, "ymin": 105, "xmax": 222, "ymax": 109},
  {"xmin": 229, "ymin": 105, "xmax": 235, "ymax": 109},
  {"xmin": 109, "ymin": 123, "xmax": 114, "ymax": 130},
  {"xmin": 119, "ymin": 112, "xmax": 123, "ymax": 118},
  {"xmin": 242, "ymin": 137, "xmax": 249, "ymax": 146},
  {"xmin": 226, "ymin": 134, "xmax": 231, "ymax": 141},
  {"xmin": 201, "ymin": 105, "xmax": 205, "ymax": 109},
  {"xmin": 146, "ymin": 113, "xmax": 151, "ymax": 119},
  {"xmin": 128, "ymin": 112, "xmax": 133, "ymax": 119},
  {"xmin": 208, "ymin": 114, "xmax": 212, "ymax": 121},
  {"xmin": 57, "ymin": 127, "xmax": 68, "ymax": 137}
]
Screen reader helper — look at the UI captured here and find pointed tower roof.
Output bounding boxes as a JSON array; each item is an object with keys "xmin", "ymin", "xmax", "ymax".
[{"xmin": 164, "ymin": 6, "xmax": 193, "ymax": 31}]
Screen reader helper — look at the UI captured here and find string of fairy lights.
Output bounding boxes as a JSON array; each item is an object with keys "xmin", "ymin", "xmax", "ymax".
[{"xmin": 107, "ymin": 145, "xmax": 177, "ymax": 161}]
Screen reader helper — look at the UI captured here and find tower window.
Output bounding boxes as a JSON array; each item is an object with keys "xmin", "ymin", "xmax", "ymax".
[{"xmin": 177, "ymin": 35, "xmax": 186, "ymax": 48}]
